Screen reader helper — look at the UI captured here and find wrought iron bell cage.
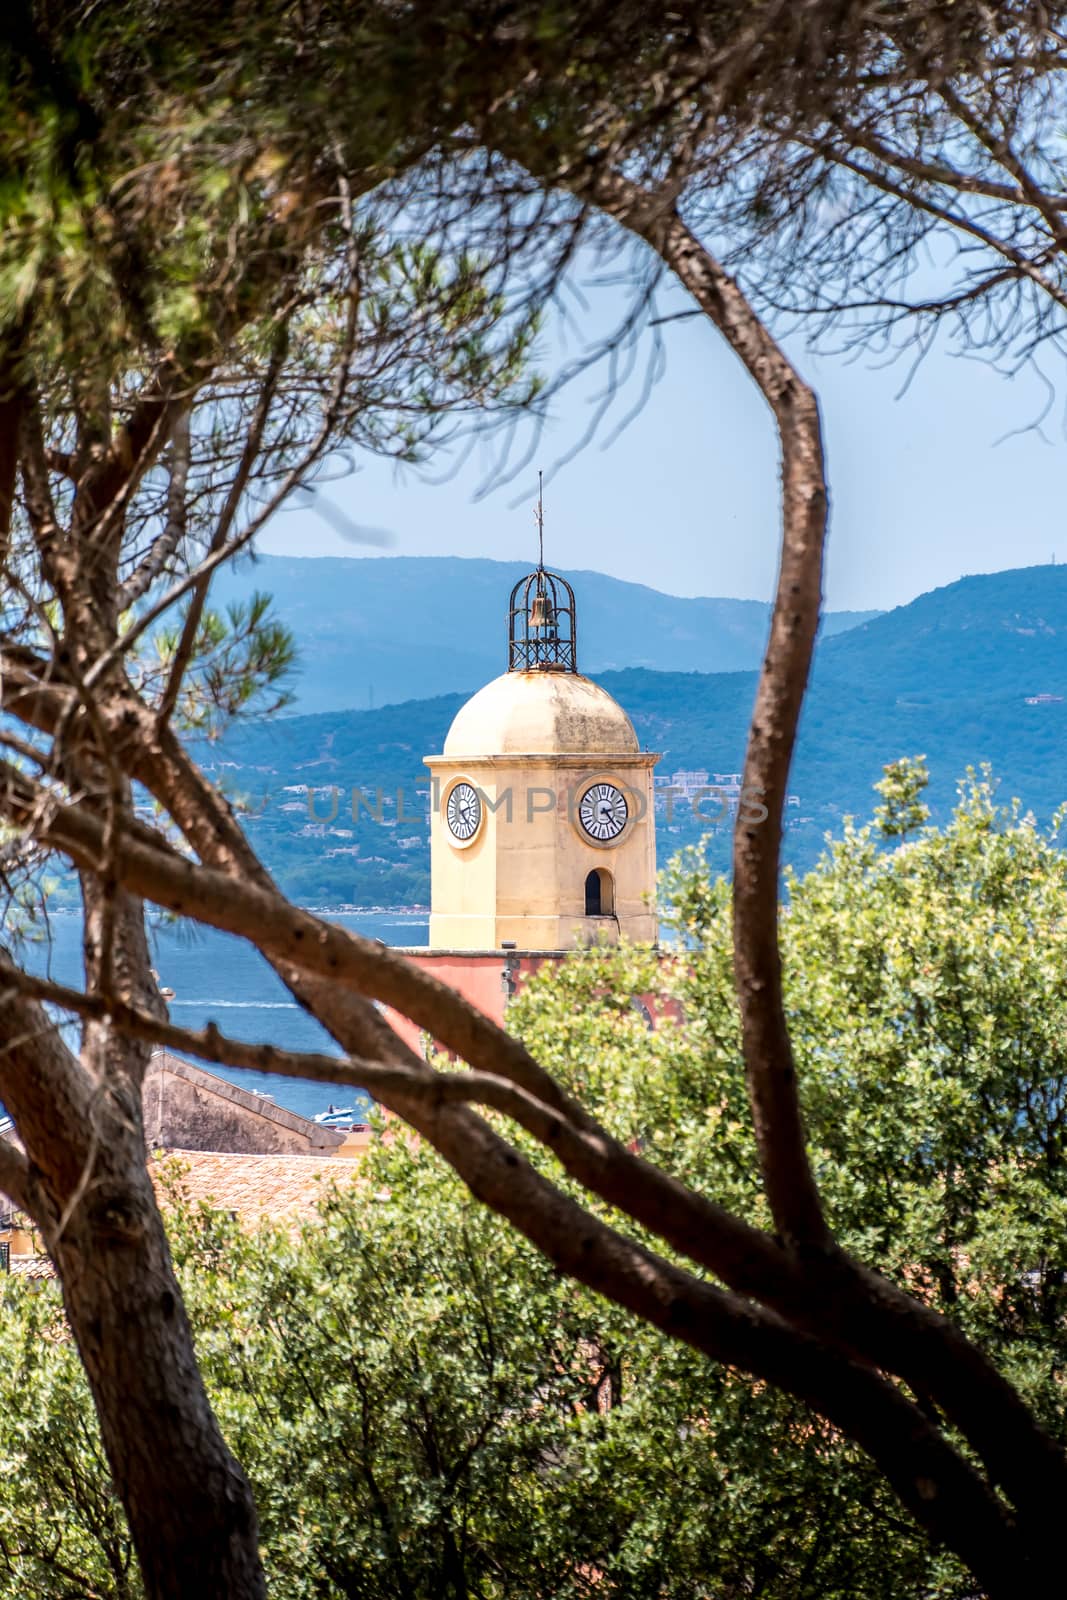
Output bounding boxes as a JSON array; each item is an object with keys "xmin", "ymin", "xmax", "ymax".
[{"xmin": 507, "ymin": 568, "xmax": 577, "ymax": 672}]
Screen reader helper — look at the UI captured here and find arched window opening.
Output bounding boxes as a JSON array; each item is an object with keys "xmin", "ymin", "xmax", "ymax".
[{"xmin": 585, "ymin": 867, "xmax": 614, "ymax": 917}]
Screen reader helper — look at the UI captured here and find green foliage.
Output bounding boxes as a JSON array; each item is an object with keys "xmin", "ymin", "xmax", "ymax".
[
  {"xmin": 873, "ymin": 754, "xmax": 930, "ymax": 838},
  {"xmin": 511, "ymin": 772, "xmax": 1067, "ymax": 1593},
  {"xmin": 5, "ymin": 774, "xmax": 1067, "ymax": 1595},
  {"xmin": 0, "ymin": 1145, "xmax": 805, "ymax": 1599},
  {"xmin": 174, "ymin": 1151, "xmax": 625, "ymax": 1600},
  {"xmin": 0, "ymin": 1138, "xmax": 939, "ymax": 1599},
  {"xmin": 656, "ymin": 772, "xmax": 1067, "ymax": 1440},
  {"xmin": 153, "ymin": 591, "xmax": 296, "ymax": 736},
  {"xmin": 0, "ymin": 3, "xmax": 544, "ymax": 425}
]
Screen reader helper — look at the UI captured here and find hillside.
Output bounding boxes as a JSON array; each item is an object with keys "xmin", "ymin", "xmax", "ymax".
[
  {"xmin": 200, "ymin": 564, "xmax": 1067, "ymax": 907},
  {"xmin": 210, "ymin": 555, "xmax": 878, "ymax": 712},
  {"xmin": 816, "ymin": 565, "xmax": 1067, "ymax": 700}
]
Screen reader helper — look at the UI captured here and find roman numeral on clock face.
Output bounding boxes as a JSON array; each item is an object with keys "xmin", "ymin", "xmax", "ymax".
[
  {"xmin": 446, "ymin": 782, "xmax": 482, "ymax": 841},
  {"xmin": 578, "ymin": 783, "xmax": 628, "ymax": 842}
]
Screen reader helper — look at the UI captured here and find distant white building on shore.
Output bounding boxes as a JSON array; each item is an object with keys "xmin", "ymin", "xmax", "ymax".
[{"xmin": 655, "ymin": 768, "xmax": 800, "ymax": 814}]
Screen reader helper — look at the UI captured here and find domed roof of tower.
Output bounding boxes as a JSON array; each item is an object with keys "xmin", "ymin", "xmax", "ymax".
[{"xmin": 443, "ymin": 670, "xmax": 640, "ymax": 757}]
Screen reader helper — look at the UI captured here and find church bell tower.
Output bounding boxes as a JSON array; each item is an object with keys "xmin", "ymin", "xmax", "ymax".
[{"xmin": 425, "ymin": 502, "xmax": 659, "ymax": 951}]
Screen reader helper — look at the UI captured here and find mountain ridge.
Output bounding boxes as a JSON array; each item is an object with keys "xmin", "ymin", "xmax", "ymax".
[
  {"xmin": 211, "ymin": 554, "xmax": 879, "ymax": 712},
  {"xmin": 199, "ymin": 563, "xmax": 1067, "ymax": 907}
]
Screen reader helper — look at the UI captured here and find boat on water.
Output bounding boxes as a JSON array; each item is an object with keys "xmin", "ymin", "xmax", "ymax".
[{"xmin": 313, "ymin": 1104, "xmax": 369, "ymax": 1129}]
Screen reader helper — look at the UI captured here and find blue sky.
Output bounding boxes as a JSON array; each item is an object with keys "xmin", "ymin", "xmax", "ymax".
[{"xmin": 259, "ymin": 273, "xmax": 1065, "ymax": 614}]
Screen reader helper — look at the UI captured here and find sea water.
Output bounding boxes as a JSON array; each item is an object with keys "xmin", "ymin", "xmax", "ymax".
[{"xmin": 20, "ymin": 910, "xmax": 429, "ymax": 1122}]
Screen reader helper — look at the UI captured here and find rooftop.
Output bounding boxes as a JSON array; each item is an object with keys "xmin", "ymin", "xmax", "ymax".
[
  {"xmin": 151, "ymin": 1148, "xmax": 362, "ymax": 1225},
  {"xmin": 440, "ymin": 669, "xmax": 640, "ymax": 758},
  {"xmin": 146, "ymin": 1052, "xmax": 346, "ymax": 1152}
]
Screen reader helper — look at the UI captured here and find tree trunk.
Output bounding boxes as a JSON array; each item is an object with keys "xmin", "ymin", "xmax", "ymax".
[
  {"xmin": 47, "ymin": 1128, "xmax": 265, "ymax": 1600},
  {"xmin": 0, "ymin": 869, "xmax": 268, "ymax": 1600},
  {"xmin": 69, "ymin": 868, "xmax": 267, "ymax": 1600}
]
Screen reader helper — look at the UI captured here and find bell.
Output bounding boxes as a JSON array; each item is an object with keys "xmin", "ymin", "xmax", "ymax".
[{"xmin": 529, "ymin": 592, "xmax": 554, "ymax": 630}]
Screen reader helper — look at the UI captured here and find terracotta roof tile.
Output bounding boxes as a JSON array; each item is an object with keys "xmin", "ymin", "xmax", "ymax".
[
  {"xmin": 152, "ymin": 1149, "xmax": 361, "ymax": 1225},
  {"xmin": 9, "ymin": 1254, "xmax": 55, "ymax": 1280}
]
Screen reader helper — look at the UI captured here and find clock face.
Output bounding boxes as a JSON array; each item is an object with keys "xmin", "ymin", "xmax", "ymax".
[
  {"xmin": 578, "ymin": 782, "xmax": 628, "ymax": 843},
  {"xmin": 446, "ymin": 781, "xmax": 482, "ymax": 842}
]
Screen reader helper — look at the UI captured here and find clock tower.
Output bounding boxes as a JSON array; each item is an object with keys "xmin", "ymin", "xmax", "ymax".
[{"xmin": 425, "ymin": 564, "xmax": 659, "ymax": 951}]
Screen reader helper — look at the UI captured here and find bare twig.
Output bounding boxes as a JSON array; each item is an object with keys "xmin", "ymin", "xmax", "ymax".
[{"xmin": 117, "ymin": 410, "xmax": 192, "ymax": 612}]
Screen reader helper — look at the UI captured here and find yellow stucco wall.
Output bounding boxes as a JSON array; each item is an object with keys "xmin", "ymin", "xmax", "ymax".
[{"xmin": 426, "ymin": 669, "xmax": 659, "ymax": 950}]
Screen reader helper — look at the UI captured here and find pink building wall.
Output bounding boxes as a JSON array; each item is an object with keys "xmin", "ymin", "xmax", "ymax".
[
  {"xmin": 381, "ymin": 947, "xmax": 678, "ymax": 1058},
  {"xmin": 381, "ymin": 948, "xmax": 564, "ymax": 1055}
]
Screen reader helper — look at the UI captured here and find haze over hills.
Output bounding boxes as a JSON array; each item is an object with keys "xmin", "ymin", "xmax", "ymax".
[
  {"xmin": 199, "ymin": 564, "xmax": 1067, "ymax": 908},
  {"xmin": 211, "ymin": 555, "xmax": 879, "ymax": 712}
]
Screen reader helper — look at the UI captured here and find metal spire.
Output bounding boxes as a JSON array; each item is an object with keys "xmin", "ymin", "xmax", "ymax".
[{"xmin": 535, "ymin": 470, "xmax": 544, "ymax": 570}]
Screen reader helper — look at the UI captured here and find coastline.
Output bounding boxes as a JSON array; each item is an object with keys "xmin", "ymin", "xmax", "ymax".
[
  {"xmin": 43, "ymin": 903, "xmax": 432, "ymax": 918},
  {"xmin": 303, "ymin": 904, "xmax": 429, "ymax": 917}
]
